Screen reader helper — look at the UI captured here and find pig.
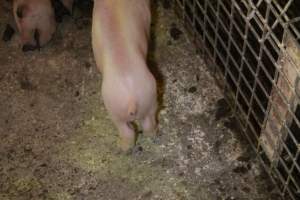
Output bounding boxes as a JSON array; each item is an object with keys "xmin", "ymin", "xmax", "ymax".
[
  {"xmin": 13, "ymin": 0, "xmax": 56, "ymax": 51},
  {"xmin": 92, "ymin": 0, "xmax": 158, "ymax": 151}
]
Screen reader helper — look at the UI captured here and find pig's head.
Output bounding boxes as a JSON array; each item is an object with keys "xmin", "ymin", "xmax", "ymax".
[{"xmin": 13, "ymin": 0, "xmax": 56, "ymax": 52}]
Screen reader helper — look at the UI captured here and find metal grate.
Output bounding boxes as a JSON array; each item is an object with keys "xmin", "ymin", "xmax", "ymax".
[{"xmin": 173, "ymin": 0, "xmax": 300, "ymax": 199}]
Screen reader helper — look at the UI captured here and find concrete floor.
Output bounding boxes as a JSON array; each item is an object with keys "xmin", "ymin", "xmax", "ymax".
[{"xmin": 0, "ymin": 1, "xmax": 280, "ymax": 200}]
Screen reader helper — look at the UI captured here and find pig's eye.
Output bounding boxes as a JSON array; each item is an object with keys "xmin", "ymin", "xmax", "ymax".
[{"xmin": 16, "ymin": 6, "xmax": 24, "ymax": 18}]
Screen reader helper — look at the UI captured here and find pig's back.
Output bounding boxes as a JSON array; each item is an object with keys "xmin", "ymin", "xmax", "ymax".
[
  {"xmin": 92, "ymin": 0, "xmax": 151, "ymax": 70},
  {"xmin": 93, "ymin": 0, "xmax": 155, "ymax": 121}
]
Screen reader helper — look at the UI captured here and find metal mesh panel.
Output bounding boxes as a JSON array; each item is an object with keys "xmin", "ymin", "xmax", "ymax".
[{"xmin": 173, "ymin": 0, "xmax": 300, "ymax": 199}]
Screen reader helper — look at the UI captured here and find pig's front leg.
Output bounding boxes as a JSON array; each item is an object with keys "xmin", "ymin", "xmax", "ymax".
[
  {"xmin": 114, "ymin": 120, "xmax": 136, "ymax": 152},
  {"xmin": 141, "ymin": 116, "xmax": 157, "ymax": 137},
  {"xmin": 141, "ymin": 106, "xmax": 157, "ymax": 137}
]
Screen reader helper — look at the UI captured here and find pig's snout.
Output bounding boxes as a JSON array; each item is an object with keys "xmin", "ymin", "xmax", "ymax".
[
  {"xmin": 22, "ymin": 30, "xmax": 40, "ymax": 52},
  {"xmin": 22, "ymin": 44, "xmax": 37, "ymax": 52}
]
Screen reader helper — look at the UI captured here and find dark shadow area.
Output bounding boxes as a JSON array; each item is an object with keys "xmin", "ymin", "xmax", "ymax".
[{"xmin": 148, "ymin": 0, "xmax": 166, "ymax": 122}]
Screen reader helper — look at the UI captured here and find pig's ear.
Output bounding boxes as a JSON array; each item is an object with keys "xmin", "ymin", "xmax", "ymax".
[{"xmin": 16, "ymin": 5, "xmax": 28, "ymax": 19}]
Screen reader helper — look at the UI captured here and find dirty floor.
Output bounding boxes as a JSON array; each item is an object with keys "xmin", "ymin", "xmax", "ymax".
[{"xmin": 0, "ymin": 1, "xmax": 280, "ymax": 200}]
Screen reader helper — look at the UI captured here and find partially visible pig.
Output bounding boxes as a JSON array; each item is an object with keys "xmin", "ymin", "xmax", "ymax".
[
  {"xmin": 13, "ymin": 0, "xmax": 56, "ymax": 51},
  {"xmin": 92, "ymin": 0, "xmax": 157, "ymax": 151}
]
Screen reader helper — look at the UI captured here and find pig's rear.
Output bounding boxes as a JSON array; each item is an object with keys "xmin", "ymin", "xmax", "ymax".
[{"xmin": 101, "ymin": 65, "xmax": 157, "ymax": 123}]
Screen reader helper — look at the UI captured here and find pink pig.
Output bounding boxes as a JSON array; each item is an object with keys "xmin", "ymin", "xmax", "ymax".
[
  {"xmin": 92, "ymin": 0, "xmax": 158, "ymax": 151},
  {"xmin": 13, "ymin": 0, "xmax": 56, "ymax": 51}
]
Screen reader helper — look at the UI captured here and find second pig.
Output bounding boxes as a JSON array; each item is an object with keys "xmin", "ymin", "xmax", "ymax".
[{"xmin": 92, "ymin": 0, "xmax": 158, "ymax": 151}]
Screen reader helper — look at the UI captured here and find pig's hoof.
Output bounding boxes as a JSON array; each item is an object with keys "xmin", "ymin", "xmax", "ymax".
[
  {"xmin": 123, "ymin": 145, "xmax": 143, "ymax": 156},
  {"xmin": 123, "ymin": 148, "xmax": 134, "ymax": 155},
  {"xmin": 120, "ymin": 137, "xmax": 136, "ymax": 152},
  {"xmin": 144, "ymin": 131, "xmax": 156, "ymax": 137},
  {"xmin": 132, "ymin": 145, "xmax": 143, "ymax": 155},
  {"xmin": 143, "ymin": 127, "xmax": 158, "ymax": 137}
]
